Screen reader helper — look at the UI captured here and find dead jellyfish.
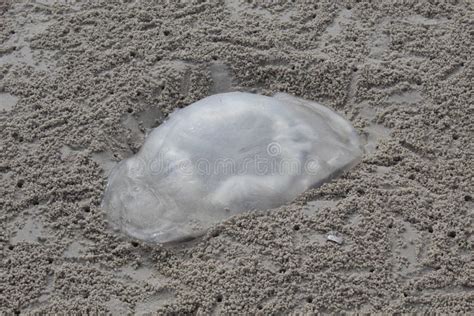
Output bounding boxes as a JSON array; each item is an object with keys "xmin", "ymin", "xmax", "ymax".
[{"xmin": 102, "ymin": 92, "xmax": 363, "ymax": 243}]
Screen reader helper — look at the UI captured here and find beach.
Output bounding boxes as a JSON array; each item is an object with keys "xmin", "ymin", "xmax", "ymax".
[{"xmin": 0, "ymin": 0, "xmax": 473, "ymax": 314}]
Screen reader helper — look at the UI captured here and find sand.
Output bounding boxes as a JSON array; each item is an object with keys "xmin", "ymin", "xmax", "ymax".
[{"xmin": 0, "ymin": 0, "xmax": 472, "ymax": 314}]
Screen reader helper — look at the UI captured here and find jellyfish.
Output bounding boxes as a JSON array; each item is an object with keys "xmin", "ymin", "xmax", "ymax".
[{"xmin": 102, "ymin": 92, "xmax": 363, "ymax": 243}]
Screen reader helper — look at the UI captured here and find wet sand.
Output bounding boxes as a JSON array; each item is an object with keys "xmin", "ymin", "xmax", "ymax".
[{"xmin": 0, "ymin": 0, "xmax": 473, "ymax": 314}]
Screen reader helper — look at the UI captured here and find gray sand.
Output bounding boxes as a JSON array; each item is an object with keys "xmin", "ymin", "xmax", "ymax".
[{"xmin": 0, "ymin": 0, "xmax": 472, "ymax": 314}]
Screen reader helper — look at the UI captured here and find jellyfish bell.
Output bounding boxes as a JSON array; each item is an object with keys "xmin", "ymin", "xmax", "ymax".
[{"xmin": 102, "ymin": 92, "xmax": 364, "ymax": 243}]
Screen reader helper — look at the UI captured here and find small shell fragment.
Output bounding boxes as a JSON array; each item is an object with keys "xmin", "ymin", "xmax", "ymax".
[{"xmin": 327, "ymin": 234, "xmax": 343, "ymax": 244}]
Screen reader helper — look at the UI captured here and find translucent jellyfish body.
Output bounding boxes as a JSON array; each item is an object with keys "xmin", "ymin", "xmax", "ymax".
[{"xmin": 102, "ymin": 92, "xmax": 363, "ymax": 243}]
